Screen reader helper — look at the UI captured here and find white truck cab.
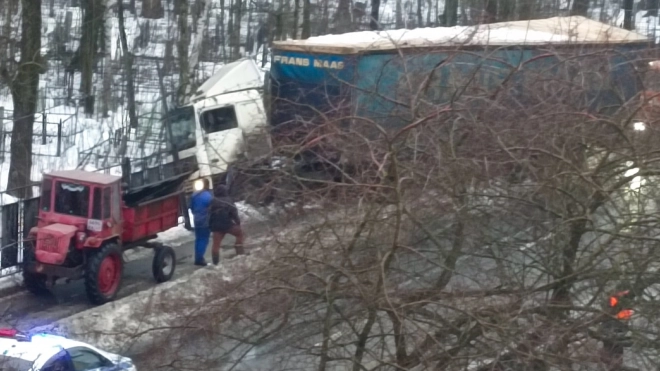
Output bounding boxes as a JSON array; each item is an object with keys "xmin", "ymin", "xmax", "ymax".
[{"xmin": 167, "ymin": 58, "xmax": 271, "ymax": 191}]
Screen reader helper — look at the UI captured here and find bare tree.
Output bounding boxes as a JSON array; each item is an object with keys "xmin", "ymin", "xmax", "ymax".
[
  {"xmin": 189, "ymin": 0, "xmax": 211, "ymax": 78},
  {"xmin": 176, "ymin": 0, "xmax": 191, "ymax": 105},
  {"xmin": 302, "ymin": 0, "xmax": 311, "ymax": 38},
  {"xmin": 142, "ymin": 0, "xmax": 165, "ymax": 19},
  {"xmin": 232, "ymin": 0, "xmax": 243, "ymax": 58},
  {"xmin": 370, "ymin": 0, "xmax": 380, "ymax": 30},
  {"xmin": 571, "ymin": 0, "xmax": 589, "ymax": 16},
  {"xmin": 1, "ymin": 0, "xmax": 43, "ymax": 197},
  {"xmin": 79, "ymin": 0, "xmax": 105, "ymax": 115},
  {"xmin": 485, "ymin": 0, "xmax": 498, "ymax": 22},
  {"xmin": 334, "ymin": 0, "xmax": 353, "ymax": 32},
  {"xmin": 443, "ymin": 0, "xmax": 458, "ymax": 26},
  {"xmin": 117, "ymin": 0, "xmax": 138, "ymax": 129},
  {"xmin": 518, "ymin": 0, "xmax": 534, "ymax": 20},
  {"xmin": 623, "ymin": 0, "xmax": 635, "ymax": 30}
]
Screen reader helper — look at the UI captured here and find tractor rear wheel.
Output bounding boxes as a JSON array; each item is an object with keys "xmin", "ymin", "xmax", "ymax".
[
  {"xmin": 85, "ymin": 243, "xmax": 123, "ymax": 305},
  {"xmin": 22, "ymin": 244, "xmax": 49, "ymax": 296},
  {"xmin": 152, "ymin": 245, "xmax": 176, "ymax": 283}
]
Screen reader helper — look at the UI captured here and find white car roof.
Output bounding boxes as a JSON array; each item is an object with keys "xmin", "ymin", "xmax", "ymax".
[{"xmin": 0, "ymin": 333, "xmax": 123, "ymax": 370}]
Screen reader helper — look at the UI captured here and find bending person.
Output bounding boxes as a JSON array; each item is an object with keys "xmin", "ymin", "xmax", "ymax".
[{"xmin": 209, "ymin": 184, "xmax": 247, "ymax": 265}]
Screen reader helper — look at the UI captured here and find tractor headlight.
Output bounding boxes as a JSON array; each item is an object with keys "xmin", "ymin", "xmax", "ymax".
[{"xmin": 194, "ymin": 179, "xmax": 204, "ymax": 191}]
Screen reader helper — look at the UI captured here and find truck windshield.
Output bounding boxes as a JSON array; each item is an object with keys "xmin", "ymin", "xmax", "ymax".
[
  {"xmin": 54, "ymin": 182, "xmax": 90, "ymax": 217},
  {"xmin": 0, "ymin": 355, "xmax": 34, "ymax": 371},
  {"xmin": 166, "ymin": 106, "xmax": 196, "ymax": 151}
]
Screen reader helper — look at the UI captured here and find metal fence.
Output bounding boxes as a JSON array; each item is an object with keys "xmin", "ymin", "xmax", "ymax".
[
  {"xmin": 0, "ymin": 108, "xmax": 80, "ymax": 159},
  {"xmin": 0, "ymin": 185, "xmax": 41, "ymax": 278}
]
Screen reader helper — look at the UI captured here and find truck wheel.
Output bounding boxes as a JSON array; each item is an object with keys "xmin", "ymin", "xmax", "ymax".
[
  {"xmin": 85, "ymin": 243, "xmax": 123, "ymax": 305},
  {"xmin": 152, "ymin": 246, "xmax": 176, "ymax": 283},
  {"xmin": 22, "ymin": 245, "xmax": 49, "ymax": 296}
]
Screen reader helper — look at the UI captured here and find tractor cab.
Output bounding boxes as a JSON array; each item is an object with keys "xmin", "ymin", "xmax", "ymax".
[{"xmin": 35, "ymin": 170, "xmax": 123, "ymax": 264}]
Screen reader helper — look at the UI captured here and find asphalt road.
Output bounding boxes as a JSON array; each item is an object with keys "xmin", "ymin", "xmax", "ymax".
[{"xmin": 0, "ymin": 228, "xmax": 254, "ymax": 332}]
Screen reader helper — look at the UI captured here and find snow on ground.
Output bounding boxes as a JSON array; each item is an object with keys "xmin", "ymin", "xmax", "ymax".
[{"xmin": 31, "ymin": 236, "xmax": 269, "ymax": 355}]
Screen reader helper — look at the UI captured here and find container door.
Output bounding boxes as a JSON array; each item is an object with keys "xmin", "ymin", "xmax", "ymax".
[{"xmin": 199, "ymin": 104, "xmax": 244, "ymax": 174}]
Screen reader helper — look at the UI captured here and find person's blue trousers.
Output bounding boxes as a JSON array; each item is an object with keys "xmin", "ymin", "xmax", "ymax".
[{"xmin": 194, "ymin": 227, "xmax": 210, "ymax": 263}]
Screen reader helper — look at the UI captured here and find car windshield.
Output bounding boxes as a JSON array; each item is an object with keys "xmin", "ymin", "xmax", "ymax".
[
  {"xmin": 0, "ymin": 355, "xmax": 34, "ymax": 371},
  {"xmin": 54, "ymin": 182, "xmax": 90, "ymax": 217},
  {"xmin": 166, "ymin": 106, "xmax": 196, "ymax": 151}
]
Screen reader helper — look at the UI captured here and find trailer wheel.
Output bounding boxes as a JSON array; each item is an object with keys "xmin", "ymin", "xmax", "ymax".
[
  {"xmin": 152, "ymin": 246, "xmax": 176, "ymax": 283},
  {"xmin": 85, "ymin": 243, "xmax": 123, "ymax": 305},
  {"xmin": 22, "ymin": 244, "xmax": 49, "ymax": 296}
]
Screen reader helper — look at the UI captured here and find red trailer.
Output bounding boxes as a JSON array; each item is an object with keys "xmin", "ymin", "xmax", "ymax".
[{"xmin": 22, "ymin": 169, "xmax": 185, "ymax": 304}]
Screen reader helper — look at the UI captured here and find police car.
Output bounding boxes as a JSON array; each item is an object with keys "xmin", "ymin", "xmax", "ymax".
[{"xmin": 0, "ymin": 329, "xmax": 137, "ymax": 371}]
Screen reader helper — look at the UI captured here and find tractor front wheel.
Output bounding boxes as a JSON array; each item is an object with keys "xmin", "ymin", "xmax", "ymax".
[
  {"xmin": 152, "ymin": 246, "xmax": 176, "ymax": 283},
  {"xmin": 85, "ymin": 243, "xmax": 123, "ymax": 305},
  {"xmin": 22, "ymin": 245, "xmax": 49, "ymax": 296}
]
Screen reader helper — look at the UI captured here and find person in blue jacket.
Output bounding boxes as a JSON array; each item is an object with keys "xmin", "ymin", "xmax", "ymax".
[{"xmin": 190, "ymin": 179, "xmax": 213, "ymax": 266}]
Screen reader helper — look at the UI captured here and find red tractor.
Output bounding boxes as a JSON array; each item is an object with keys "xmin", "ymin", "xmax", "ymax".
[{"xmin": 22, "ymin": 169, "xmax": 183, "ymax": 304}]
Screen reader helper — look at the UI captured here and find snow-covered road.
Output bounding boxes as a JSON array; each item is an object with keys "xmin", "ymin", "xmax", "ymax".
[{"xmin": 0, "ymin": 202, "xmax": 276, "ymax": 334}]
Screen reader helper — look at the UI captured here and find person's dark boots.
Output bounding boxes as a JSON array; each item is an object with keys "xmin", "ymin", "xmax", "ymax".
[
  {"xmin": 212, "ymin": 252, "xmax": 220, "ymax": 265},
  {"xmin": 194, "ymin": 259, "xmax": 208, "ymax": 267}
]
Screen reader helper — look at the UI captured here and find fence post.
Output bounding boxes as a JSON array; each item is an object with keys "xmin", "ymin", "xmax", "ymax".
[
  {"xmin": 57, "ymin": 119, "xmax": 62, "ymax": 157},
  {"xmin": 42, "ymin": 113, "xmax": 47, "ymax": 145},
  {"xmin": 0, "ymin": 107, "xmax": 4, "ymax": 161},
  {"xmin": 17, "ymin": 200, "xmax": 24, "ymax": 265}
]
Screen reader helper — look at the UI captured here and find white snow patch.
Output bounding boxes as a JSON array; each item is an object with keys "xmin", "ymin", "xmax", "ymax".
[
  {"xmin": 32, "ymin": 240, "xmax": 268, "ymax": 355},
  {"xmin": 150, "ymin": 223, "xmax": 193, "ymax": 247}
]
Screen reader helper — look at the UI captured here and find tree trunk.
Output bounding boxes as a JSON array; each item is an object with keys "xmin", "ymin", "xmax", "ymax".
[
  {"xmin": 321, "ymin": 0, "xmax": 329, "ymax": 34},
  {"xmin": 6, "ymin": 0, "xmax": 42, "ymax": 197},
  {"xmin": 101, "ymin": 0, "xmax": 114, "ymax": 118},
  {"xmin": 292, "ymin": 0, "xmax": 299, "ymax": 38},
  {"xmin": 571, "ymin": 0, "xmax": 589, "ymax": 16},
  {"xmin": 232, "ymin": 0, "xmax": 242, "ymax": 58},
  {"xmin": 485, "ymin": 0, "xmax": 497, "ymax": 23},
  {"xmin": 219, "ymin": 0, "xmax": 226, "ymax": 61},
  {"xmin": 500, "ymin": 0, "xmax": 514, "ymax": 21},
  {"xmin": 416, "ymin": 0, "xmax": 422, "ymax": 27},
  {"xmin": 395, "ymin": 0, "xmax": 403, "ymax": 28},
  {"xmin": 646, "ymin": 0, "xmax": 659, "ymax": 17},
  {"xmin": 623, "ymin": 0, "xmax": 634, "ymax": 30},
  {"xmin": 117, "ymin": 0, "xmax": 138, "ymax": 129},
  {"xmin": 426, "ymin": 0, "xmax": 432, "ymax": 26},
  {"xmin": 189, "ymin": 0, "xmax": 210, "ymax": 78},
  {"xmin": 334, "ymin": 0, "xmax": 353, "ymax": 32},
  {"xmin": 518, "ymin": 0, "xmax": 533, "ymax": 21},
  {"xmin": 176, "ymin": 0, "xmax": 191, "ymax": 105},
  {"xmin": 246, "ymin": 2, "xmax": 253, "ymax": 53},
  {"xmin": 443, "ymin": 0, "xmax": 458, "ymax": 26},
  {"xmin": 302, "ymin": 0, "xmax": 311, "ymax": 38},
  {"xmin": 128, "ymin": 0, "xmax": 136, "ymax": 14},
  {"xmin": 79, "ymin": 0, "xmax": 105, "ymax": 116},
  {"xmin": 370, "ymin": 0, "xmax": 380, "ymax": 30}
]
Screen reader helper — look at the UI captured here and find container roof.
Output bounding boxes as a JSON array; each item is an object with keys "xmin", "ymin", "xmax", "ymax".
[
  {"xmin": 46, "ymin": 170, "xmax": 121, "ymax": 185},
  {"xmin": 190, "ymin": 58, "xmax": 264, "ymax": 103},
  {"xmin": 273, "ymin": 16, "xmax": 649, "ymax": 54}
]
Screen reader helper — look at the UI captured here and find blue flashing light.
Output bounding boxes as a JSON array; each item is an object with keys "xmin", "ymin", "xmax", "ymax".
[{"xmin": 28, "ymin": 333, "xmax": 67, "ymax": 348}]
